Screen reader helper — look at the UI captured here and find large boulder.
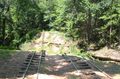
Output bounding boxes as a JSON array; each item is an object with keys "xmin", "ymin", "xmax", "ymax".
[{"xmin": 89, "ymin": 46, "xmax": 120, "ymax": 62}]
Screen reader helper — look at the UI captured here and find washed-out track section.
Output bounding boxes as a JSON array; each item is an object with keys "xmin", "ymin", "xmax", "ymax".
[
  {"xmin": 62, "ymin": 53, "xmax": 112, "ymax": 79},
  {"xmin": 17, "ymin": 50, "xmax": 46, "ymax": 79}
]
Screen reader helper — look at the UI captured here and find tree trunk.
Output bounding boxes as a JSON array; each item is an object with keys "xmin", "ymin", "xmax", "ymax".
[
  {"xmin": 86, "ymin": 9, "xmax": 92, "ymax": 44},
  {"xmin": 2, "ymin": 18, "xmax": 6, "ymax": 45},
  {"xmin": 109, "ymin": 26, "xmax": 112, "ymax": 48}
]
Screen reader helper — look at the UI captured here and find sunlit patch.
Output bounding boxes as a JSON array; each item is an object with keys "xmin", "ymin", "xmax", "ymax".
[
  {"xmin": 61, "ymin": 62, "xmax": 69, "ymax": 65},
  {"xmin": 55, "ymin": 59, "xmax": 66, "ymax": 63},
  {"xmin": 19, "ymin": 73, "xmax": 67, "ymax": 79},
  {"xmin": 45, "ymin": 66, "xmax": 53, "ymax": 71},
  {"xmin": 53, "ymin": 65, "xmax": 63, "ymax": 71},
  {"xmin": 66, "ymin": 70, "xmax": 82, "ymax": 76},
  {"xmin": 53, "ymin": 61, "xmax": 69, "ymax": 71},
  {"xmin": 94, "ymin": 71, "xmax": 107, "ymax": 77},
  {"xmin": 104, "ymin": 64, "xmax": 109, "ymax": 67},
  {"xmin": 112, "ymin": 74, "xmax": 120, "ymax": 79}
]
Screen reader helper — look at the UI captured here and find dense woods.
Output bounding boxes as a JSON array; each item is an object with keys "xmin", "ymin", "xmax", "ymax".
[{"xmin": 0, "ymin": 0, "xmax": 120, "ymax": 49}]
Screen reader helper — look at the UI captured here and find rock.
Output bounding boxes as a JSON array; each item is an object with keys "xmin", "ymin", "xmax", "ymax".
[{"xmin": 89, "ymin": 47, "xmax": 120, "ymax": 62}]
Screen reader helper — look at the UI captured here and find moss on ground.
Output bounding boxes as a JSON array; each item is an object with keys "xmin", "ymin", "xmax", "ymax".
[{"xmin": 0, "ymin": 49, "xmax": 16, "ymax": 59}]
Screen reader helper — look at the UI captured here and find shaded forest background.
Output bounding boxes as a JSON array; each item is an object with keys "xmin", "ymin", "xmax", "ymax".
[{"xmin": 0, "ymin": 0, "xmax": 120, "ymax": 49}]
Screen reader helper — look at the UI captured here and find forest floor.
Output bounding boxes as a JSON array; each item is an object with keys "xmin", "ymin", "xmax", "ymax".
[
  {"xmin": 0, "ymin": 51, "xmax": 112, "ymax": 79},
  {"xmin": 0, "ymin": 31, "xmax": 120, "ymax": 79},
  {"xmin": 0, "ymin": 51, "xmax": 120, "ymax": 79},
  {"xmin": 88, "ymin": 46, "xmax": 120, "ymax": 79}
]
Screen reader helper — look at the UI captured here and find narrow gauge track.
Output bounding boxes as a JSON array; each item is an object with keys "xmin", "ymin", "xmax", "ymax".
[
  {"xmin": 62, "ymin": 53, "xmax": 112, "ymax": 79},
  {"xmin": 83, "ymin": 58, "xmax": 112, "ymax": 79},
  {"xmin": 17, "ymin": 50, "xmax": 45, "ymax": 79}
]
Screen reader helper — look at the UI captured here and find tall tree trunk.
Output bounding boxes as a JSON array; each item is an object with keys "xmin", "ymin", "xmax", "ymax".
[
  {"xmin": 109, "ymin": 26, "xmax": 112, "ymax": 48},
  {"xmin": 94, "ymin": 11, "xmax": 98, "ymax": 28},
  {"xmin": 2, "ymin": 18, "xmax": 6, "ymax": 45},
  {"xmin": 86, "ymin": 8, "xmax": 92, "ymax": 44}
]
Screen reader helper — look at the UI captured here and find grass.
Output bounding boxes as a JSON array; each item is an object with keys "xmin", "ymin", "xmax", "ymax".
[{"xmin": 0, "ymin": 49, "xmax": 16, "ymax": 59}]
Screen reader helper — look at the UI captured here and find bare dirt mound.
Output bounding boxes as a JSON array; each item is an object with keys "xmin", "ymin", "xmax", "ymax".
[
  {"xmin": 20, "ymin": 31, "xmax": 73, "ymax": 54},
  {"xmin": 90, "ymin": 46, "xmax": 120, "ymax": 62},
  {"xmin": 88, "ymin": 46, "xmax": 120, "ymax": 79}
]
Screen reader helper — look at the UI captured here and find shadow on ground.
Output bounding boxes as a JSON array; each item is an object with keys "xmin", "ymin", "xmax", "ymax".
[
  {"xmin": 0, "ymin": 51, "xmax": 120, "ymax": 79},
  {"xmin": 92, "ymin": 60, "xmax": 120, "ymax": 79}
]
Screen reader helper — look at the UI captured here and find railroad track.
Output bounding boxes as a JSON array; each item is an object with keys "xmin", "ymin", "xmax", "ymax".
[
  {"xmin": 17, "ymin": 50, "xmax": 46, "ymax": 79},
  {"xmin": 62, "ymin": 53, "xmax": 112, "ymax": 79},
  {"xmin": 0, "ymin": 51, "xmax": 113, "ymax": 79}
]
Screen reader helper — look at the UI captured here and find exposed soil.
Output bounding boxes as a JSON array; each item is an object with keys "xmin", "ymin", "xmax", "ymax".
[
  {"xmin": 89, "ymin": 47, "xmax": 120, "ymax": 62},
  {"xmin": 20, "ymin": 31, "xmax": 72, "ymax": 53},
  {"xmin": 0, "ymin": 51, "xmax": 113, "ymax": 79},
  {"xmin": 88, "ymin": 46, "xmax": 120, "ymax": 79},
  {"xmin": 0, "ymin": 51, "xmax": 32, "ymax": 78}
]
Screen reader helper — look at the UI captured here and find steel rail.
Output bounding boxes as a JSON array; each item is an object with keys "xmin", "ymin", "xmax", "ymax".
[
  {"xmin": 36, "ymin": 52, "xmax": 44, "ymax": 79},
  {"xmin": 22, "ymin": 53, "xmax": 35, "ymax": 79},
  {"xmin": 82, "ymin": 58, "xmax": 112, "ymax": 79},
  {"xmin": 63, "ymin": 53, "xmax": 112, "ymax": 79},
  {"xmin": 88, "ymin": 60, "xmax": 112, "ymax": 79},
  {"xmin": 62, "ymin": 53, "xmax": 80, "ymax": 73}
]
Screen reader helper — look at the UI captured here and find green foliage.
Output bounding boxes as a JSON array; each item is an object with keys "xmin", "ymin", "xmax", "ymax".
[
  {"xmin": 0, "ymin": 49, "xmax": 15, "ymax": 59},
  {"xmin": 0, "ymin": 45, "xmax": 15, "ymax": 50},
  {"xmin": 69, "ymin": 45, "xmax": 92, "ymax": 59},
  {"xmin": 97, "ymin": 0, "xmax": 120, "ymax": 46},
  {"xmin": 0, "ymin": 0, "xmax": 45, "ymax": 48},
  {"xmin": 0, "ymin": 0, "xmax": 120, "ymax": 50}
]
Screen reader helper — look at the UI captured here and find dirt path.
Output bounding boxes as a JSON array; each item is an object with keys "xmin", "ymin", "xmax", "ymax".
[{"xmin": 0, "ymin": 52, "xmax": 113, "ymax": 79}]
